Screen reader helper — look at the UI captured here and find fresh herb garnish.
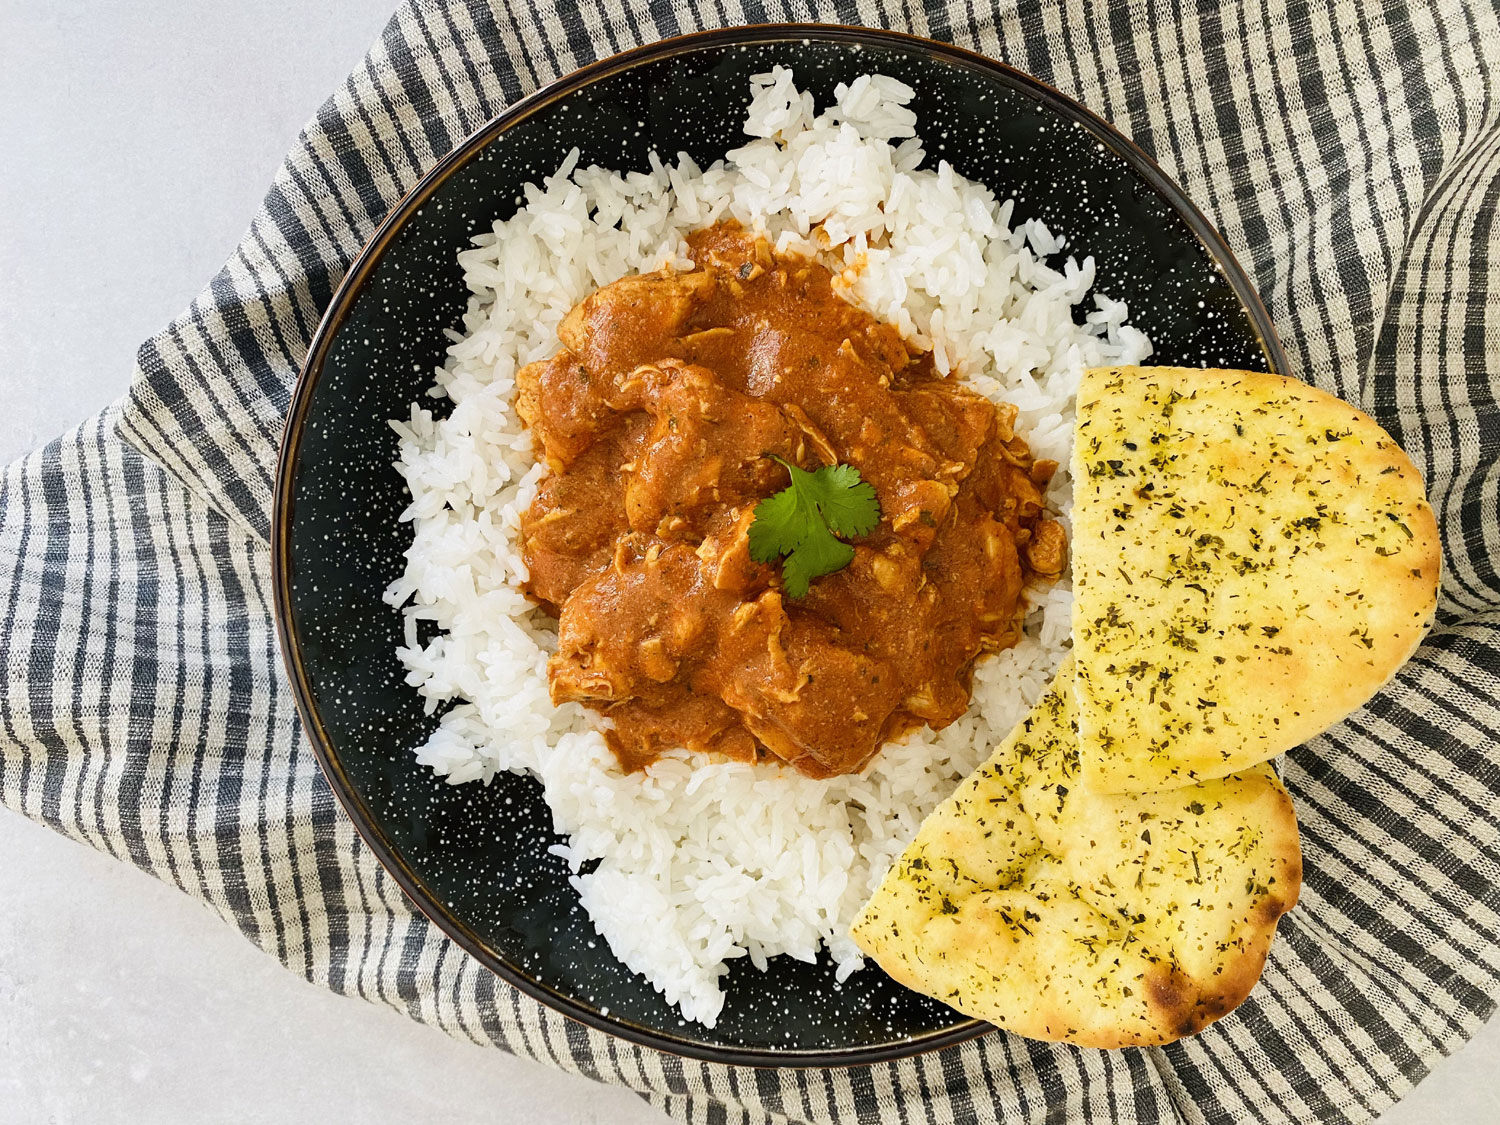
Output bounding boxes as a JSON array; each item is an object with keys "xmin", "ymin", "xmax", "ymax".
[{"xmin": 747, "ymin": 455, "xmax": 880, "ymax": 597}]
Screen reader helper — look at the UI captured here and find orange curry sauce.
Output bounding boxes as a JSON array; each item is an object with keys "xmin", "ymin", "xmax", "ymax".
[{"xmin": 517, "ymin": 223, "xmax": 1063, "ymax": 778}]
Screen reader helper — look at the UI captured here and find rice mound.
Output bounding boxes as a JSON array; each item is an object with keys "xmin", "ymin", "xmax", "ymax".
[{"xmin": 386, "ymin": 68, "xmax": 1152, "ymax": 1027}]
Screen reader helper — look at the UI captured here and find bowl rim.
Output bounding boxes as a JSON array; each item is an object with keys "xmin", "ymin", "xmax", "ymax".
[{"xmin": 271, "ymin": 21, "xmax": 1290, "ymax": 1069}]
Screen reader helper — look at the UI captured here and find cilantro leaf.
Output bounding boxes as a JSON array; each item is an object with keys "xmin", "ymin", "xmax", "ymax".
[
  {"xmin": 746, "ymin": 484, "xmax": 807, "ymax": 564},
  {"xmin": 781, "ymin": 533, "xmax": 854, "ymax": 599},
  {"xmin": 747, "ymin": 455, "xmax": 881, "ymax": 597},
  {"xmin": 807, "ymin": 462, "xmax": 881, "ymax": 538}
]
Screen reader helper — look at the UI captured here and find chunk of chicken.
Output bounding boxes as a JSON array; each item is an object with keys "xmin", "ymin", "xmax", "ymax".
[
  {"xmin": 694, "ymin": 507, "xmax": 770, "ymax": 595},
  {"xmin": 547, "ymin": 538, "xmax": 712, "ymax": 706},
  {"xmin": 558, "ymin": 269, "xmax": 717, "ymax": 375},
  {"xmin": 516, "ymin": 352, "xmax": 616, "ymax": 470},
  {"xmin": 624, "ymin": 363, "xmax": 801, "ymax": 539},
  {"xmin": 720, "ymin": 608, "xmax": 907, "ymax": 778},
  {"xmin": 1024, "ymin": 518, "xmax": 1067, "ymax": 578}
]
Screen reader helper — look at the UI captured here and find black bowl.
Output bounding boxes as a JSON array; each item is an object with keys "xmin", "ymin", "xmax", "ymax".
[{"xmin": 272, "ymin": 24, "xmax": 1287, "ymax": 1067}]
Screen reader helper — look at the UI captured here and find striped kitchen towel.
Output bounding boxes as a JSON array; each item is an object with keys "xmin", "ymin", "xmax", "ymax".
[{"xmin": 3, "ymin": 2, "xmax": 1498, "ymax": 1122}]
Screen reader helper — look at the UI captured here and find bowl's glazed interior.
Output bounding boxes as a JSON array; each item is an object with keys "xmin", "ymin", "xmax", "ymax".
[{"xmin": 276, "ymin": 25, "xmax": 1284, "ymax": 1066}]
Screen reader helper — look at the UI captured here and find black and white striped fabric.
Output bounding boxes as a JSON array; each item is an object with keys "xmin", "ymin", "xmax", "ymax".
[{"xmin": 3, "ymin": 2, "xmax": 1498, "ymax": 1121}]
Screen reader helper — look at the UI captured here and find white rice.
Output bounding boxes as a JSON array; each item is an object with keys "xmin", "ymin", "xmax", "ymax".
[{"xmin": 385, "ymin": 68, "xmax": 1152, "ymax": 1027}]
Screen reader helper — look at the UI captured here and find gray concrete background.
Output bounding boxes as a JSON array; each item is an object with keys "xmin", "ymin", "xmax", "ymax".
[{"xmin": 0, "ymin": 3, "xmax": 1494, "ymax": 1121}]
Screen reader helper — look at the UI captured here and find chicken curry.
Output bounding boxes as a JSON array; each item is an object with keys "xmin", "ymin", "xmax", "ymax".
[{"xmin": 518, "ymin": 223, "xmax": 1062, "ymax": 778}]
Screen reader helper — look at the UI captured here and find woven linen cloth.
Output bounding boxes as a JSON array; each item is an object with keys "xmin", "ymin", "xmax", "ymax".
[{"xmin": 3, "ymin": 1, "xmax": 1498, "ymax": 1121}]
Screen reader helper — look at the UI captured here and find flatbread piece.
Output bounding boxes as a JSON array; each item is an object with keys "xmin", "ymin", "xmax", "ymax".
[
  {"xmin": 1072, "ymin": 366, "xmax": 1441, "ymax": 792},
  {"xmin": 850, "ymin": 658, "xmax": 1301, "ymax": 1047}
]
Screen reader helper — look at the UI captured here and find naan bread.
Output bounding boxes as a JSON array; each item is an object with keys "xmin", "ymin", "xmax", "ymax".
[
  {"xmin": 1072, "ymin": 366, "xmax": 1441, "ymax": 793},
  {"xmin": 850, "ymin": 659, "xmax": 1301, "ymax": 1047}
]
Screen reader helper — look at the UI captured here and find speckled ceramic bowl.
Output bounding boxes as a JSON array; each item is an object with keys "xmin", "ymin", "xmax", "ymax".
[{"xmin": 272, "ymin": 24, "xmax": 1287, "ymax": 1067}]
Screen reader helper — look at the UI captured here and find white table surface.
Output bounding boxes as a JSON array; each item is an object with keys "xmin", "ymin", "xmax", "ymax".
[{"xmin": 1, "ymin": 4, "xmax": 1495, "ymax": 1123}]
